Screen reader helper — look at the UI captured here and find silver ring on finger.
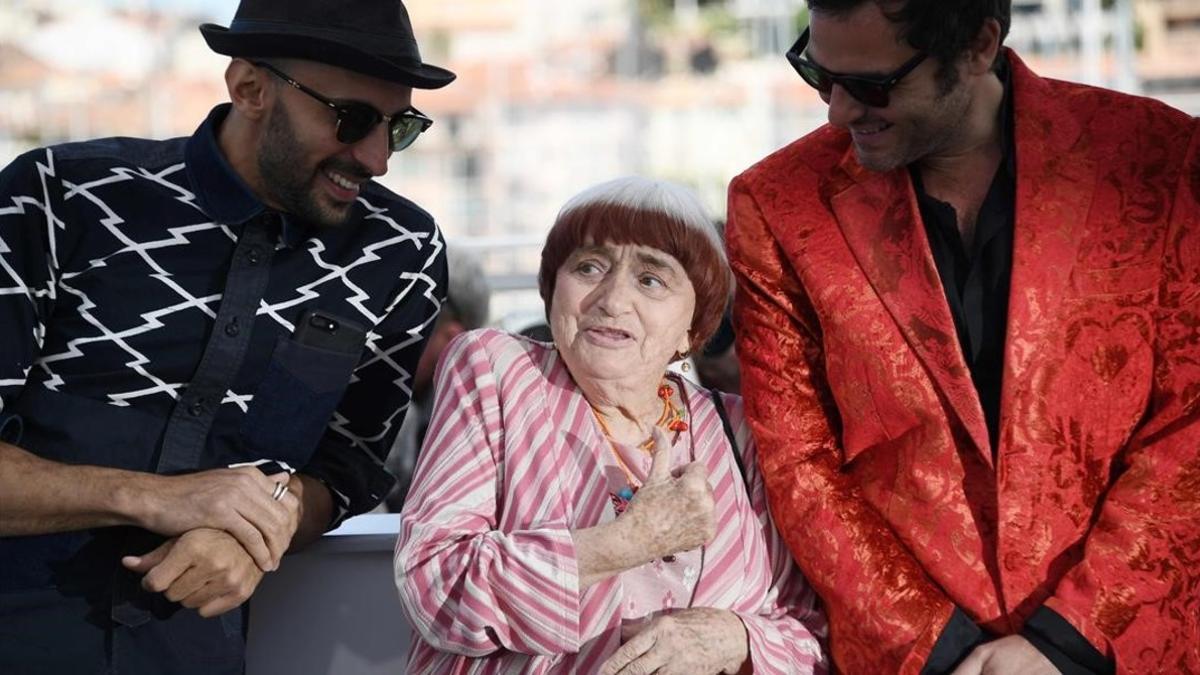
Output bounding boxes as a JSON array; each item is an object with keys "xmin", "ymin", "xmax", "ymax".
[{"xmin": 271, "ymin": 481, "xmax": 288, "ymax": 501}]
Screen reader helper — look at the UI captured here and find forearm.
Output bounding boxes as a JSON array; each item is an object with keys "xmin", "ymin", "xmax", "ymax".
[
  {"xmin": 287, "ymin": 472, "xmax": 333, "ymax": 550},
  {"xmin": 398, "ymin": 523, "xmax": 588, "ymax": 655},
  {"xmin": 0, "ymin": 440, "xmax": 157, "ymax": 535},
  {"xmin": 571, "ymin": 517, "xmax": 649, "ymax": 590}
]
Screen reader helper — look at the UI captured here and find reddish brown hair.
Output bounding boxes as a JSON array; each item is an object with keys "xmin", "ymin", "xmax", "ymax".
[{"xmin": 538, "ymin": 178, "xmax": 731, "ymax": 354}]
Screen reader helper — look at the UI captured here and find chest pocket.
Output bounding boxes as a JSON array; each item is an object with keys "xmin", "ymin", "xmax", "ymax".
[{"xmin": 239, "ymin": 315, "xmax": 365, "ymax": 467}]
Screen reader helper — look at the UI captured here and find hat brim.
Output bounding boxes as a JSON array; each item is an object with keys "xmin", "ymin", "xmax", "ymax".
[{"xmin": 200, "ymin": 24, "xmax": 456, "ymax": 90}]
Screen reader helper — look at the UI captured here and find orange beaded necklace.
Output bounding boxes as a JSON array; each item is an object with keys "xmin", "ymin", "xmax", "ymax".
[{"xmin": 591, "ymin": 380, "xmax": 689, "ymax": 512}]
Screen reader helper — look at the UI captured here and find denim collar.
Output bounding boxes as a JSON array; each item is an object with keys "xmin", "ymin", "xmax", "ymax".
[{"xmin": 184, "ymin": 104, "xmax": 309, "ymax": 249}]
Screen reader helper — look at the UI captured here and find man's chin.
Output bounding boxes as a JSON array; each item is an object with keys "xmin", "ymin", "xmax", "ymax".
[
  {"xmin": 303, "ymin": 199, "xmax": 354, "ymax": 228},
  {"xmin": 853, "ymin": 146, "xmax": 905, "ymax": 173}
]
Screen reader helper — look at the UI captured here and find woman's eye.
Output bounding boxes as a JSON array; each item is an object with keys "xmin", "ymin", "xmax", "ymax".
[
  {"xmin": 638, "ymin": 274, "xmax": 665, "ymax": 289},
  {"xmin": 575, "ymin": 260, "xmax": 603, "ymax": 275}
]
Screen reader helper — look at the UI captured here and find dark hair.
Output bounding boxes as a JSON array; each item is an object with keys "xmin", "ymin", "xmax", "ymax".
[
  {"xmin": 807, "ymin": 0, "xmax": 1010, "ymax": 86},
  {"xmin": 538, "ymin": 177, "xmax": 731, "ymax": 355}
]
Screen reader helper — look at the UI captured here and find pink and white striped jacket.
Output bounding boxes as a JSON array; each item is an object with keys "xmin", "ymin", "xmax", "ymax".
[{"xmin": 395, "ymin": 329, "xmax": 828, "ymax": 674}]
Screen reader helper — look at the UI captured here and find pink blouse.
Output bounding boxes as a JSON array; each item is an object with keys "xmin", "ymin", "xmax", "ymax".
[
  {"xmin": 395, "ymin": 329, "xmax": 827, "ymax": 674},
  {"xmin": 602, "ymin": 428, "xmax": 704, "ymax": 633}
]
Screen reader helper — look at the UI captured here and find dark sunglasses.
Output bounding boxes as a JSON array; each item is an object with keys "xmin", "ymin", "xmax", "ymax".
[
  {"xmin": 785, "ymin": 27, "xmax": 927, "ymax": 108},
  {"xmin": 253, "ymin": 61, "xmax": 433, "ymax": 153}
]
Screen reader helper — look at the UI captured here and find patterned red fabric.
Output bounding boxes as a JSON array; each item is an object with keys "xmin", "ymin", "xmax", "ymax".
[{"xmin": 727, "ymin": 50, "xmax": 1200, "ymax": 674}]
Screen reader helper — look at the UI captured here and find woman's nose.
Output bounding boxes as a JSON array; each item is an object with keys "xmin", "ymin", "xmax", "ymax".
[{"xmin": 592, "ymin": 275, "xmax": 635, "ymax": 315}]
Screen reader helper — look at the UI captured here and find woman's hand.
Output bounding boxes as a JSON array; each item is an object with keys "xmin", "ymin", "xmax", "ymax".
[
  {"xmin": 571, "ymin": 429, "xmax": 716, "ymax": 588},
  {"xmin": 599, "ymin": 607, "xmax": 750, "ymax": 675},
  {"xmin": 620, "ymin": 427, "xmax": 717, "ymax": 560}
]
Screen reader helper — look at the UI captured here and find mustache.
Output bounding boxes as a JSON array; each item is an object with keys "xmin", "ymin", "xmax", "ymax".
[{"xmin": 321, "ymin": 159, "xmax": 372, "ymax": 181}]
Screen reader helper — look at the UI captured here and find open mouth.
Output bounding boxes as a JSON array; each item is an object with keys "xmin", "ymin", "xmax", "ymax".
[
  {"xmin": 325, "ymin": 169, "xmax": 363, "ymax": 201},
  {"xmin": 851, "ymin": 122, "xmax": 893, "ymax": 140},
  {"xmin": 584, "ymin": 326, "xmax": 633, "ymax": 342}
]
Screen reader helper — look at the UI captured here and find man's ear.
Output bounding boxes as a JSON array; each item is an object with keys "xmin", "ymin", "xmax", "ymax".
[
  {"xmin": 225, "ymin": 59, "xmax": 274, "ymax": 122},
  {"xmin": 966, "ymin": 17, "xmax": 1002, "ymax": 76}
]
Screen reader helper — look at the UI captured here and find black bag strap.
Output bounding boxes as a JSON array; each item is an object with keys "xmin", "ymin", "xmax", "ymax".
[{"xmin": 709, "ymin": 388, "xmax": 750, "ymax": 493}]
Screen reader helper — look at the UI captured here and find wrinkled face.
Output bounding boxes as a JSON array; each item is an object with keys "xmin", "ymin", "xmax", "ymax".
[
  {"xmin": 257, "ymin": 61, "xmax": 413, "ymax": 227},
  {"xmin": 808, "ymin": 4, "xmax": 972, "ymax": 172},
  {"xmin": 550, "ymin": 242, "xmax": 695, "ymax": 386}
]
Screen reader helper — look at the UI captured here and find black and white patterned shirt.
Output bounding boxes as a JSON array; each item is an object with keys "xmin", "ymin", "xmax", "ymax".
[{"xmin": 0, "ymin": 105, "xmax": 446, "ymax": 586}]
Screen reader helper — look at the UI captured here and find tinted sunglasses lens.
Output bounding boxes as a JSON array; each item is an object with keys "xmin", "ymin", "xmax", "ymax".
[
  {"xmin": 335, "ymin": 104, "xmax": 381, "ymax": 144},
  {"xmin": 843, "ymin": 81, "xmax": 889, "ymax": 107},
  {"xmin": 389, "ymin": 116, "xmax": 427, "ymax": 152},
  {"xmin": 796, "ymin": 61, "xmax": 831, "ymax": 94}
]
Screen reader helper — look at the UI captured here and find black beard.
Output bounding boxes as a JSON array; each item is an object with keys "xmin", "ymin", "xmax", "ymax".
[{"xmin": 257, "ymin": 103, "xmax": 363, "ymax": 228}]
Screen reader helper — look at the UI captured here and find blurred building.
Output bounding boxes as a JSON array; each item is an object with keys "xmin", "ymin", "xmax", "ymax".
[{"xmin": 1, "ymin": 0, "xmax": 1197, "ymax": 321}]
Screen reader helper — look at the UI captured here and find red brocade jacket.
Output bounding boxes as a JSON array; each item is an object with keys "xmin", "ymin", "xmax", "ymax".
[{"xmin": 727, "ymin": 51, "xmax": 1199, "ymax": 674}]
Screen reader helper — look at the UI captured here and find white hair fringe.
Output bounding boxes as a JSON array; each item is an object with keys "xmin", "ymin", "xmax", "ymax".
[{"xmin": 557, "ymin": 176, "xmax": 727, "ymax": 264}]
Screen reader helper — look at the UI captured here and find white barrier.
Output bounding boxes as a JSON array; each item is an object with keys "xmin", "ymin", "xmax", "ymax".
[{"xmin": 246, "ymin": 514, "xmax": 412, "ymax": 675}]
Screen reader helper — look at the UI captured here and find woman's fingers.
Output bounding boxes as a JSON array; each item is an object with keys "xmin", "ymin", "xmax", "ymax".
[
  {"xmin": 599, "ymin": 624, "xmax": 658, "ymax": 675},
  {"xmin": 645, "ymin": 434, "xmax": 673, "ymax": 485}
]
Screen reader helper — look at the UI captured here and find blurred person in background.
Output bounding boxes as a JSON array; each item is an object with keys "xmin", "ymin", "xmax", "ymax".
[
  {"xmin": 727, "ymin": 0, "xmax": 1200, "ymax": 673},
  {"xmin": 693, "ymin": 310, "xmax": 740, "ymax": 395},
  {"xmin": 384, "ymin": 245, "xmax": 491, "ymax": 510},
  {"xmin": 0, "ymin": 0, "xmax": 454, "ymax": 672},
  {"xmin": 395, "ymin": 177, "xmax": 827, "ymax": 674},
  {"xmin": 691, "ymin": 220, "xmax": 740, "ymax": 396}
]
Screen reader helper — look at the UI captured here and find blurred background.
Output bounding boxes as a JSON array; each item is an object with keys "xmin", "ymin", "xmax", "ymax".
[{"xmin": 2, "ymin": 0, "xmax": 1198, "ymax": 326}]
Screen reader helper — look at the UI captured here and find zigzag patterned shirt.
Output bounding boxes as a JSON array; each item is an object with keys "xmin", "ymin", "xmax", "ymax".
[{"xmin": 0, "ymin": 105, "xmax": 446, "ymax": 571}]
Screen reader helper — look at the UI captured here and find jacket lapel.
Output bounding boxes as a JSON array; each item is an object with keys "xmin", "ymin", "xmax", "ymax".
[
  {"xmin": 997, "ymin": 52, "xmax": 1093, "ymax": 456},
  {"xmin": 830, "ymin": 155, "xmax": 994, "ymax": 464}
]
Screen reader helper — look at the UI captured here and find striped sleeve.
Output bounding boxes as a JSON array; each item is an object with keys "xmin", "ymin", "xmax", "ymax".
[
  {"xmin": 727, "ymin": 395, "xmax": 830, "ymax": 674},
  {"xmin": 394, "ymin": 331, "xmax": 585, "ymax": 657}
]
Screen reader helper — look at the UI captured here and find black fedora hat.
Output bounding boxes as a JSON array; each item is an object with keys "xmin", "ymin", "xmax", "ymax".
[{"xmin": 200, "ymin": 0, "xmax": 455, "ymax": 89}]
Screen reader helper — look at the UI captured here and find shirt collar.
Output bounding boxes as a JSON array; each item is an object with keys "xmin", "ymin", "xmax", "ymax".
[{"xmin": 184, "ymin": 104, "xmax": 310, "ymax": 249}]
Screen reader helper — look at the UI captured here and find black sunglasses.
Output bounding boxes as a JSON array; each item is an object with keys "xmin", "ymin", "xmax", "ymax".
[
  {"xmin": 785, "ymin": 27, "xmax": 927, "ymax": 108},
  {"xmin": 254, "ymin": 61, "xmax": 433, "ymax": 153}
]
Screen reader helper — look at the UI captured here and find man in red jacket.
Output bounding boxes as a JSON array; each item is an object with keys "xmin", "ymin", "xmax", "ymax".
[{"xmin": 727, "ymin": 1, "xmax": 1199, "ymax": 673}]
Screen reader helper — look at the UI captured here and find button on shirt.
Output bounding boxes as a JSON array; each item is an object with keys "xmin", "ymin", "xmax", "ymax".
[{"xmin": 0, "ymin": 104, "xmax": 447, "ymax": 593}]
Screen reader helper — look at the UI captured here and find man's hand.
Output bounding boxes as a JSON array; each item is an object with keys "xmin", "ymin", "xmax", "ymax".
[
  {"xmin": 950, "ymin": 635, "xmax": 1059, "ymax": 675},
  {"xmin": 122, "ymin": 528, "xmax": 266, "ymax": 618},
  {"xmin": 599, "ymin": 607, "xmax": 749, "ymax": 675},
  {"xmin": 619, "ymin": 428, "xmax": 717, "ymax": 560},
  {"xmin": 133, "ymin": 468, "xmax": 299, "ymax": 571}
]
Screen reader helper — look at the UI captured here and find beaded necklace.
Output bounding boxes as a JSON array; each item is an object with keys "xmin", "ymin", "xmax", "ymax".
[{"xmin": 591, "ymin": 380, "xmax": 689, "ymax": 516}]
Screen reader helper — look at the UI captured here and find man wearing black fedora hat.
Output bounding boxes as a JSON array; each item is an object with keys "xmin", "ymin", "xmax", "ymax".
[{"xmin": 0, "ymin": 1, "xmax": 455, "ymax": 672}]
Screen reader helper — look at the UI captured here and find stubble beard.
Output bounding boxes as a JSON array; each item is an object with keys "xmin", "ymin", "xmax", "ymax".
[
  {"xmin": 257, "ymin": 103, "xmax": 355, "ymax": 228},
  {"xmin": 856, "ymin": 76, "xmax": 974, "ymax": 173}
]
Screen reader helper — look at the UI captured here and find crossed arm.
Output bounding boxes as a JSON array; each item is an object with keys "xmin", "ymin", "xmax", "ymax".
[{"xmin": 0, "ymin": 440, "xmax": 332, "ymax": 616}]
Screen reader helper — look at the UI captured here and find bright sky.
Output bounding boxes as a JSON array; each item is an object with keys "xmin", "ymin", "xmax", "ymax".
[{"xmin": 107, "ymin": 0, "xmax": 240, "ymax": 20}]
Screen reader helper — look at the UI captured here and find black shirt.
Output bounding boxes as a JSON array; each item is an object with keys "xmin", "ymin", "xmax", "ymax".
[
  {"xmin": 912, "ymin": 117, "xmax": 1014, "ymax": 451},
  {"xmin": 0, "ymin": 104, "xmax": 446, "ymax": 668},
  {"xmin": 915, "ymin": 64, "xmax": 1113, "ymax": 675}
]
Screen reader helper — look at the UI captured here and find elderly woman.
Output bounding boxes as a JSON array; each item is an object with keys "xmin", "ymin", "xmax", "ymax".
[{"xmin": 395, "ymin": 177, "xmax": 827, "ymax": 674}]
